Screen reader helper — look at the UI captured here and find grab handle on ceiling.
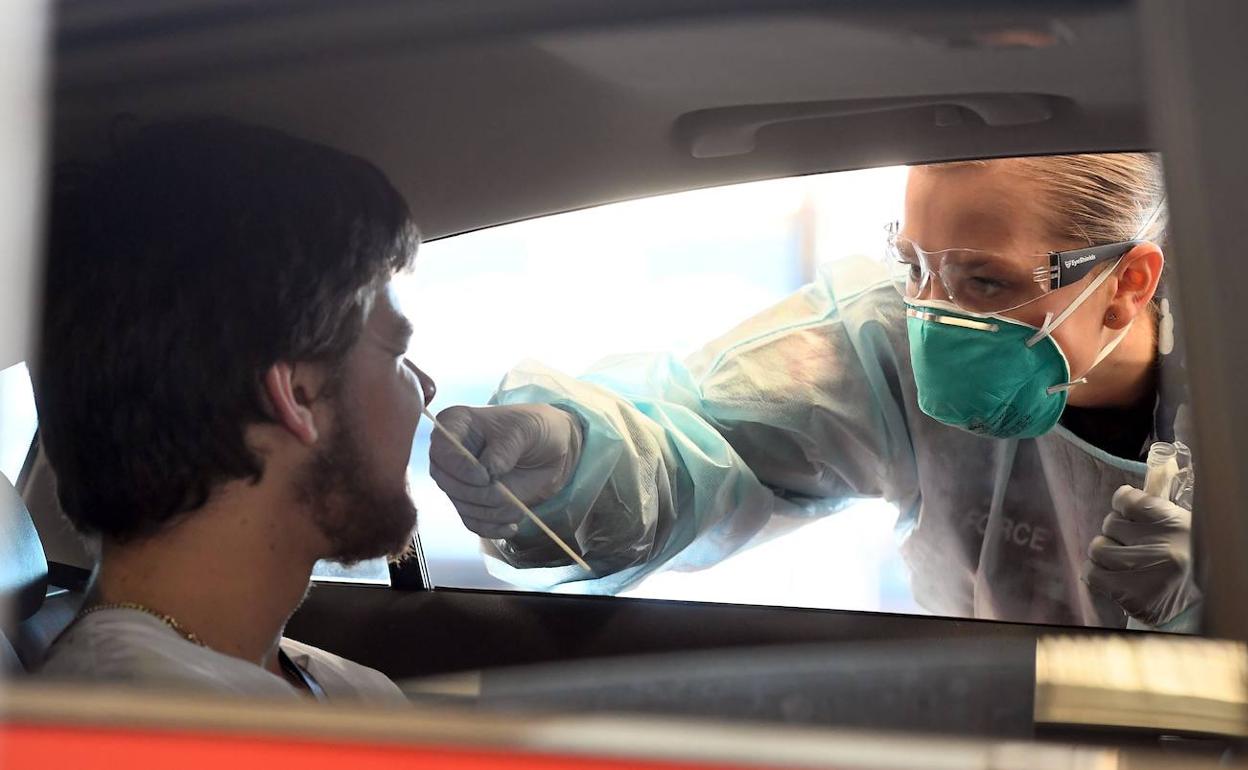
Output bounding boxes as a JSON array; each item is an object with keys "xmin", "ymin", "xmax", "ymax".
[{"xmin": 677, "ymin": 93, "xmax": 1058, "ymax": 158}]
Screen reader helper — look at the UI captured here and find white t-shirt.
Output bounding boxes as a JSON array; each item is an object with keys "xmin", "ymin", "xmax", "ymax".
[{"xmin": 40, "ymin": 608, "xmax": 407, "ymax": 705}]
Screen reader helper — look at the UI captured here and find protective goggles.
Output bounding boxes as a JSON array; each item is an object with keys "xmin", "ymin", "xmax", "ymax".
[{"xmin": 885, "ymin": 221, "xmax": 1143, "ymax": 315}]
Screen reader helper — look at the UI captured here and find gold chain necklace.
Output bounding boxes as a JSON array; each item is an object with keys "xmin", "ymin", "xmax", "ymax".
[{"xmin": 76, "ymin": 602, "xmax": 206, "ymax": 647}]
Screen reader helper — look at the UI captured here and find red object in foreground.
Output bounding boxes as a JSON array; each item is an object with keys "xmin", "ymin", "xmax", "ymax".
[{"xmin": 0, "ymin": 723, "xmax": 756, "ymax": 770}]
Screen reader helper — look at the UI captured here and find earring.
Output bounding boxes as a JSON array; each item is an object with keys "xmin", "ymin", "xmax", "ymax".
[{"xmin": 1106, "ymin": 311, "xmax": 1118, "ymax": 324}]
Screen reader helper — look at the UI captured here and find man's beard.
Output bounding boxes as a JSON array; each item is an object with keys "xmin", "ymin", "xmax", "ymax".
[{"xmin": 295, "ymin": 408, "xmax": 418, "ymax": 566}]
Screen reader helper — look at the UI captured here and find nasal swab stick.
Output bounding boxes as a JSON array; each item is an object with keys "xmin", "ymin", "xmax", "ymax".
[{"xmin": 422, "ymin": 405, "xmax": 591, "ymax": 571}]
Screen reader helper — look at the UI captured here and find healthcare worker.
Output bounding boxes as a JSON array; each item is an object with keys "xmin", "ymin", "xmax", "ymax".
[{"xmin": 430, "ymin": 153, "xmax": 1199, "ymax": 630}]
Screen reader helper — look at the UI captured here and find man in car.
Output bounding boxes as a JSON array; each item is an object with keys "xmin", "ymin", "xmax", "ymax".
[{"xmin": 35, "ymin": 118, "xmax": 434, "ymax": 702}]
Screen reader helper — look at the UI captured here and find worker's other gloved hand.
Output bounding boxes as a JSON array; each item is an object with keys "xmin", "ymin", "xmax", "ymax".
[
  {"xmin": 429, "ymin": 404, "xmax": 583, "ymax": 539},
  {"xmin": 1084, "ymin": 485, "xmax": 1202, "ymax": 627}
]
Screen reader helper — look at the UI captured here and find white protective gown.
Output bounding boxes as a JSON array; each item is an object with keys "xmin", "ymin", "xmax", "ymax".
[{"xmin": 482, "ymin": 266, "xmax": 1193, "ymax": 628}]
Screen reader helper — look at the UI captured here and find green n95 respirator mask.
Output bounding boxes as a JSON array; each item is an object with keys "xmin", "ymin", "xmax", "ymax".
[{"xmin": 905, "ymin": 262, "xmax": 1129, "ymax": 440}]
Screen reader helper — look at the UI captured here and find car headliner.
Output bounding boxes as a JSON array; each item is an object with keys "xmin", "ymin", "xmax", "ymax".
[{"xmin": 52, "ymin": 0, "xmax": 1144, "ymax": 243}]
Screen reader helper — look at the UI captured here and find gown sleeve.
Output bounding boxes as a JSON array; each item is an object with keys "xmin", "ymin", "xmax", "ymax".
[{"xmin": 485, "ymin": 274, "xmax": 920, "ymax": 593}]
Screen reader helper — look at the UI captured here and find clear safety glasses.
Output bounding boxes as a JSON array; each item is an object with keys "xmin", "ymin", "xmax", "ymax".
[{"xmin": 885, "ymin": 221, "xmax": 1143, "ymax": 315}]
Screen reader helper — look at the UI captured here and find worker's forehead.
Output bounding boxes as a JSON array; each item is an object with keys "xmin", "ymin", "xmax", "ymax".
[{"xmin": 904, "ymin": 164, "xmax": 1048, "ymax": 254}]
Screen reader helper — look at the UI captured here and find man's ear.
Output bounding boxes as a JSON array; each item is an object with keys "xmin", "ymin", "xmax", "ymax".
[
  {"xmin": 262, "ymin": 362, "xmax": 320, "ymax": 446},
  {"xmin": 1104, "ymin": 242, "xmax": 1164, "ymax": 331}
]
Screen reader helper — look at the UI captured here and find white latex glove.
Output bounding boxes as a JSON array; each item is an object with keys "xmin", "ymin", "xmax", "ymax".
[
  {"xmin": 429, "ymin": 404, "xmax": 583, "ymax": 539},
  {"xmin": 1084, "ymin": 485, "xmax": 1202, "ymax": 627}
]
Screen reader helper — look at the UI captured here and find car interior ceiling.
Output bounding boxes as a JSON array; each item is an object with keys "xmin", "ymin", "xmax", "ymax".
[
  {"xmin": 52, "ymin": 0, "xmax": 1142, "ymax": 240},
  {"xmin": 9, "ymin": 0, "xmax": 1193, "ymax": 739}
]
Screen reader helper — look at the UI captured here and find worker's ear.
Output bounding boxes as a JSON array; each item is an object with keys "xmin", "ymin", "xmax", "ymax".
[
  {"xmin": 262, "ymin": 362, "xmax": 321, "ymax": 446},
  {"xmin": 1104, "ymin": 242, "xmax": 1164, "ymax": 331}
]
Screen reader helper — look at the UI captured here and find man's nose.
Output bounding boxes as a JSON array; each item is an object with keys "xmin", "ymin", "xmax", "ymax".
[{"xmin": 405, "ymin": 359, "xmax": 437, "ymax": 407}]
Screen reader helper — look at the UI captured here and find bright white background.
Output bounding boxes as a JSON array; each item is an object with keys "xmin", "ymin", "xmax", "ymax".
[
  {"xmin": 0, "ymin": 363, "xmax": 35, "ymax": 485},
  {"xmin": 397, "ymin": 166, "xmax": 923, "ymax": 613}
]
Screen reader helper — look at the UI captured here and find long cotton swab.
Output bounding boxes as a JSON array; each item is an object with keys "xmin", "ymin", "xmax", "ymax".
[{"xmin": 422, "ymin": 405, "xmax": 591, "ymax": 572}]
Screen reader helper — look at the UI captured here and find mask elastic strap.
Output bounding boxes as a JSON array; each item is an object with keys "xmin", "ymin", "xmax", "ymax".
[
  {"xmin": 1025, "ymin": 259, "xmax": 1122, "ymax": 347},
  {"xmin": 1021, "ymin": 256, "xmax": 1129, "ymax": 397},
  {"xmin": 1045, "ymin": 323, "xmax": 1132, "ymax": 396},
  {"xmin": 1089, "ymin": 323, "xmax": 1132, "ymax": 370}
]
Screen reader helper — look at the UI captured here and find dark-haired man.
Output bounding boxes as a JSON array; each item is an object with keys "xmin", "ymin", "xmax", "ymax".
[{"xmin": 37, "ymin": 119, "xmax": 434, "ymax": 702}]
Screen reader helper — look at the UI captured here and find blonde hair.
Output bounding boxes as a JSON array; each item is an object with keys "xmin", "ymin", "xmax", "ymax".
[
  {"xmin": 934, "ymin": 153, "xmax": 1168, "ymax": 249},
  {"xmin": 1010, "ymin": 153, "xmax": 1167, "ymax": 249},
  {"xmin": 927, "ymin": 153, "xmax": 1169, "ymax": 332}
]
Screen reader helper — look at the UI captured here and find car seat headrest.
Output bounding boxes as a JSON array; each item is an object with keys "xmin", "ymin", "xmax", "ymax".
[{"xmin": 0, "ymin": 473, "xmax": 48, "ymax": 627}]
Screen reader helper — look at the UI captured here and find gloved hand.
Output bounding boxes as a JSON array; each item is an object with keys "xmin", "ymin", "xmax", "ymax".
[
  {"xmin": 429, "ymin": 404, "xmax": 583, "ymax": 539},
  {"xmin": 1084, "ymin": 485, "xmax": 1201, "ymax": 627}
]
